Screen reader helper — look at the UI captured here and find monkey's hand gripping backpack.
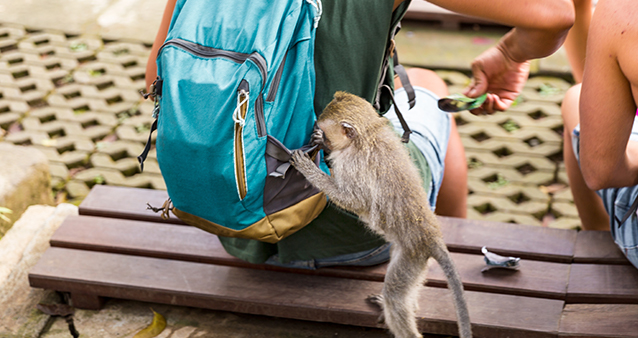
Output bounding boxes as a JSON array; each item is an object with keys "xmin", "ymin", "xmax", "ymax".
[{"xmin": 138, "ymin": 0, "xmax": 329, "ymax": 243}]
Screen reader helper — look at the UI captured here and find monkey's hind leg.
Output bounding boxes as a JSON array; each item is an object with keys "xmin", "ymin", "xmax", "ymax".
[{"xmin": 381, "ymin": 249, "xmax": 425, "ymax": 338}]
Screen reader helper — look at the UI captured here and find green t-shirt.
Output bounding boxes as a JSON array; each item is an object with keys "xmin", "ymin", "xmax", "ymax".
[{"xmin": 219, "ymin": 0, "xmax": 431, "ymax": 264}]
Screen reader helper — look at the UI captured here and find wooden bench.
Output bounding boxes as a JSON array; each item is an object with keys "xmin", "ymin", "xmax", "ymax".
[{"xmin": 29, "ymin": 185, "xmax": 638, "ymax": 337}]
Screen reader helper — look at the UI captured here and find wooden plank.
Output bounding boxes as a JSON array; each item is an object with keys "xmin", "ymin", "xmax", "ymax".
[
  {"xmin": 29, "ymin": 247, "xmax": 564, "ymax": 338},
  {"xmin": 79, "ymin": 186, "xmax": 577, "ymax": 263},
  {"xmin": 439, "ymin": 216, "xmax": 577, "ymax": 263},
  {"xmin": 426, "ymin": 252, "xmax": 570, "ymax": 300},
  {"xmin": 559, "ymin": 304, "xmax": 638, "ymax": 337},
  {"xmin": 78, "ymin": 185, "xmax": 183, "ymax": 225},
  {"xmin": 566, "ymin": 264, "xmax": 638, "ymax": 304},
  {"xmin": 50, "ymin": 215, "xmax": 387, "ymax": 282},
  {"xmin": 51, "ymin": 215, "xmax": 572, "ymax": 299},
  {"xmin": 573, "ymin": 231, "xmax": 630, "ymax": 265}
]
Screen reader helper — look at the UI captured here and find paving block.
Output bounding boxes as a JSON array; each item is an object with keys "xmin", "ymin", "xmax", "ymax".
[
  {"xmin": 30, "ymin": 146, "xmax": 90, "ymax": 169},
  {"xmin": 468, "ymin": 164, "xmax": 556, "ymax": 186},
  {"xmin": 91, "ymin": 152, "xmax": 160, "ymax": 176},
  {"xmin": 64, "ymin": 179, "xmax": 92, "ymax": 199},
  {"xmin": 547, "ymin": 217, "xmax": 581, "ymax": 230},
  {"xmin": 506, "ymin": 101, "xmax": 564, "ymax": 118},
  {"xmin": 98, "ymin": 41, "xmax": 151, "ymax": 59},
  {"xmin": 31, "ymin": 135, "xmax": 95, "ymax": 152},
  {"xmin": 519, "ymin": 87, "xmax": 564, "ymax": 105},
  {"xmin": 4, "ymin": 129, "xmax": 50, "ymax": 146},
  {"xmin": 552, "ymin": 201, "xmax": 579, "ymax": 219},
  {"xmin": 29, "ymin": 106, "xmax": 119, "ymax": 128},
  {"xmin": 459, "ymin": 122, "xmax": 563, "ymax": 146},
  {"xmin": 468, "ymin": 194, "xmax": 549, "ymax": 217},
  {"xmin": 73, "ymin": 168, "xmax": 166, "ymax": 190},
  {"xmin": 19, "ymin": 31, "xmax": 69, "ymax": 49},
  {"xmin": 467, "ymin": 178, "xmax": 550, "ymax": 202},
  {"xmin": 466, "ymin": 208, "xmax": 542, "ymax": 226},
  {"xmin": 90, "ymin": 153, "xmax": 140, "ymax": 177},
  {"xmin": 47, "ymin": 161, "xmax": 69, "ymax": 180},
  {"xmin": 21, "ymin": 117, "xmax": 112, "ymax": 141},
  {"xmin": 434, "ymin": 70, "xmax": 470, "ymax": 86},
  {"xmin": 0, "ymin": 26, "xmax": 27, "ymax": 42},
  {"xmin": 115, "ymin": 119, "xmax": 156, "ymax": 144},
  {"xmin": 465, "ymin": 150, "xmax": 557, "ymax": 174},
  {"xmin": 554, "ymin": 186, "xmax": 574, "ymax": 204},
  {"xmin": 461, "ymin": 136, "xmax": 561, "ymax": 159}
]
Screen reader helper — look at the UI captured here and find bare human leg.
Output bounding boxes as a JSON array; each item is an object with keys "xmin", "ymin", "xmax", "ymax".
[{"xmin": 561, "ymin": 84, "xmax": 610, "ymax": 230}]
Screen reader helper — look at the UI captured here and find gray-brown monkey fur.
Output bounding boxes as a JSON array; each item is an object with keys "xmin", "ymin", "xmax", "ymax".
[{"xmin": 290, "ymin": 91, "xmax": 472, "ymax": 338}]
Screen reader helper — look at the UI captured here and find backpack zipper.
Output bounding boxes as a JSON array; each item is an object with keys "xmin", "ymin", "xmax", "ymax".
[
  {"xmin": 159, "ymin": 38, "xmax": 268, "ymax": 137},
  {"xmin": 233, "ymin": 80, "xmax": 250, "ymax": 200},
  {"xmin": 266, "ymin": 52, "xmax": 288, "ymax": 102}
]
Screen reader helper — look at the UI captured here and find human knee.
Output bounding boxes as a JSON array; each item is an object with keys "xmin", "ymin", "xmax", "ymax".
[
  {"xmin": 406, "ymin": 68, "xmax": 448, "ymax": 97},
  {"xmin": 561, "ymin": 83, "xmax": 582, "ymax": 131}
]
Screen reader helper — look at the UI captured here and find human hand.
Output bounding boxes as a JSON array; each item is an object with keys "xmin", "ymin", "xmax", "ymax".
[{"xmin": 463, "ymin": 44, "xmax": 530, "ymax": 115}]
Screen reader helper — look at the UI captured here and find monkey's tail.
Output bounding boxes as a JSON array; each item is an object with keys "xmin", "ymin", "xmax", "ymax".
[{"xmin": 433, "ymin": 245, "xmax": 472, "ymax": 338}]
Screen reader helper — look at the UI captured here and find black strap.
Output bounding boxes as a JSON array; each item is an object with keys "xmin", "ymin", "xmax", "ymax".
[
  {"xmin": 393, "ymin": 52, "xmax": 415, "ymax": 109},
  {"xmin": 614, "ymin": 192, "xmax": 638, "ymax": 228},
  {"xmin": 137, "ymin": 119, "xmax": 157, "ymax": 172},
  {"xmin": 382, "ymin": 84, "xmax": 411, "ymax": 143}
]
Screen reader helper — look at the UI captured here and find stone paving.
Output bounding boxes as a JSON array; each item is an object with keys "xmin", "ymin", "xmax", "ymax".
[{"xmin": 0, "ymin": 21, "xmax": 580, "ymax": 230}]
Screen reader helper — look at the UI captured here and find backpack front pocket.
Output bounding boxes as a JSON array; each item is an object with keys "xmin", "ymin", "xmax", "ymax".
[{"xmin": 156, "ymin": 39, "xmax": 269, "ymax": 227}]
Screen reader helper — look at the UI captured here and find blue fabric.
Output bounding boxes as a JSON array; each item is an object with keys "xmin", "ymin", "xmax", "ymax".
[
  {"xmin": 572, "ymin": 119, "xmax": 638, "ymax": 269},
  {"xmin": 156, "ymin": 0, "xmax": 328, "ymax": 230}
]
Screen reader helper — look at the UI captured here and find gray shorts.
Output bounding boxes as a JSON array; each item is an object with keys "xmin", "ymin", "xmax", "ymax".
[
  {"xmin": 572, "ymin": 121, "xmax": 638, "ymax": 269},
  {"xmin": 385, "ymin": 86, "xmax": 451, "ymax": 209}
]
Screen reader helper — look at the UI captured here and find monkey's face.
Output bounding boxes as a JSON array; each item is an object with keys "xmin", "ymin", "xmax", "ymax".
[{"xmin": 317, "ymin": 119, "xmax": 356, "ymax": 151}]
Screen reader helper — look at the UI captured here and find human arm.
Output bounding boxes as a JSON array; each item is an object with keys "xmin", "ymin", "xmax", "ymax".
[
  {"xmin": 578, "ymin": 0, "xmax": 638, "ymax": 190},
  {"xmin": 407, "ymin": 0, "xmax": 574, "ymax": 113},
  {"xmin": 563, "ymin": 0, "xmax": 594, "ymax": 83},
  {"xmin": 145, "ymin": 0, "xmax": 177, "ymax": 92}
]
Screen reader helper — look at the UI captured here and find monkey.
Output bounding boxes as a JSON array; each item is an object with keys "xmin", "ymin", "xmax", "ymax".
[{"xmin": 290, "ymin": 91, "xmax": 472, "ymax": 338}]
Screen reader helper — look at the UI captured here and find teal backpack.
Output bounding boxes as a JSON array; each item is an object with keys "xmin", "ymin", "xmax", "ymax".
[{"xmin": 139, "ymin": 0, "xmax": 329, "ymax": 243}]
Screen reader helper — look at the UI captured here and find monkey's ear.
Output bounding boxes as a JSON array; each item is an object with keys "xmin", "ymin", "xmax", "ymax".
[{"xmin": 341, "ymin": 122, "xmax": 357, "ymax": 139}]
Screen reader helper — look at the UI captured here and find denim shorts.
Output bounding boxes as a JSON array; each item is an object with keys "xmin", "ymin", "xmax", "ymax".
[
  {"xmin": 265, "ymin": 86, "xmax": 451, "ymax": 269},
  {"xmin": 572, "ymin": 120, "xmax": 638, "ymax": 269}
]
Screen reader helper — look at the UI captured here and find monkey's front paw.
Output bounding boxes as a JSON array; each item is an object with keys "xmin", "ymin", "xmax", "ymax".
[
  {"xmin": 310, "ymin": 128, "xmax": 324, "ymax": 148},
  {"xmin": 290, "ymin": 149, "xmax": 314, "ymax": 173}
]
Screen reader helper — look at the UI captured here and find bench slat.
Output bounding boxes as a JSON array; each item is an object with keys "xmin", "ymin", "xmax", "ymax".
[
  {"xmin": 566, "ymin": 264, "xmax": 638, "ymax": 304},
  {"xmin": 426, "ymin": 252, "xmax": 570, "ymax": 300},
  {"xmin": 29, "ymin": 247, "xmax": 565, "ymax": 338},
  {"xmin": 79, "ymin": 185, "xmax": 183, "ymax": 225},
  {"xmin": 573, "ymin": 231, "xmax": 630, "ymax": 265},
  {"xmin": 50, "ymin": 215, "xmax": 386, "ymax": 282},
  {"xmin": 51, "ymin": 215, "xmax": 574, "ymax": 299},
  {"xmin": 79, "ymin": 186, "xmax": 577, "ymax": 263},
  {"xmin": 559, "ymin": 304, "xmax": 638, "ymax": 337},
  {"xmin": 439, "ymin": 216, "xmax": 577, "ymax": 263}
]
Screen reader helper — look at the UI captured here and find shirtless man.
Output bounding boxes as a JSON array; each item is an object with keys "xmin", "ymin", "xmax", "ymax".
[{"xmin": 561, "ymin": 0, "xmax": 638, "ymax": 268}]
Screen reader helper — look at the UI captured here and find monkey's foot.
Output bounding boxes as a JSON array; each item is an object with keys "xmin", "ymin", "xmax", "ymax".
[
  {"xmin": 366, "ymin": 294, "xmax": 384, "ymax": 308},
  {"xmin": 366, "ymin": 294, "xmax": 386, "ymax": 324}
]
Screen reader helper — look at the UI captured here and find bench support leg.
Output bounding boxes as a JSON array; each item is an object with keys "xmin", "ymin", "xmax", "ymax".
[{"xmin": 70, "ymin": 292, "xmax": 105, "ymax": 310}]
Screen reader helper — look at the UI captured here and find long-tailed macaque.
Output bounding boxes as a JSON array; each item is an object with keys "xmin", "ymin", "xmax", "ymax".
[{"xmin": 290, "ymin": 92, "xmax": 471, "ymax": 338}]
